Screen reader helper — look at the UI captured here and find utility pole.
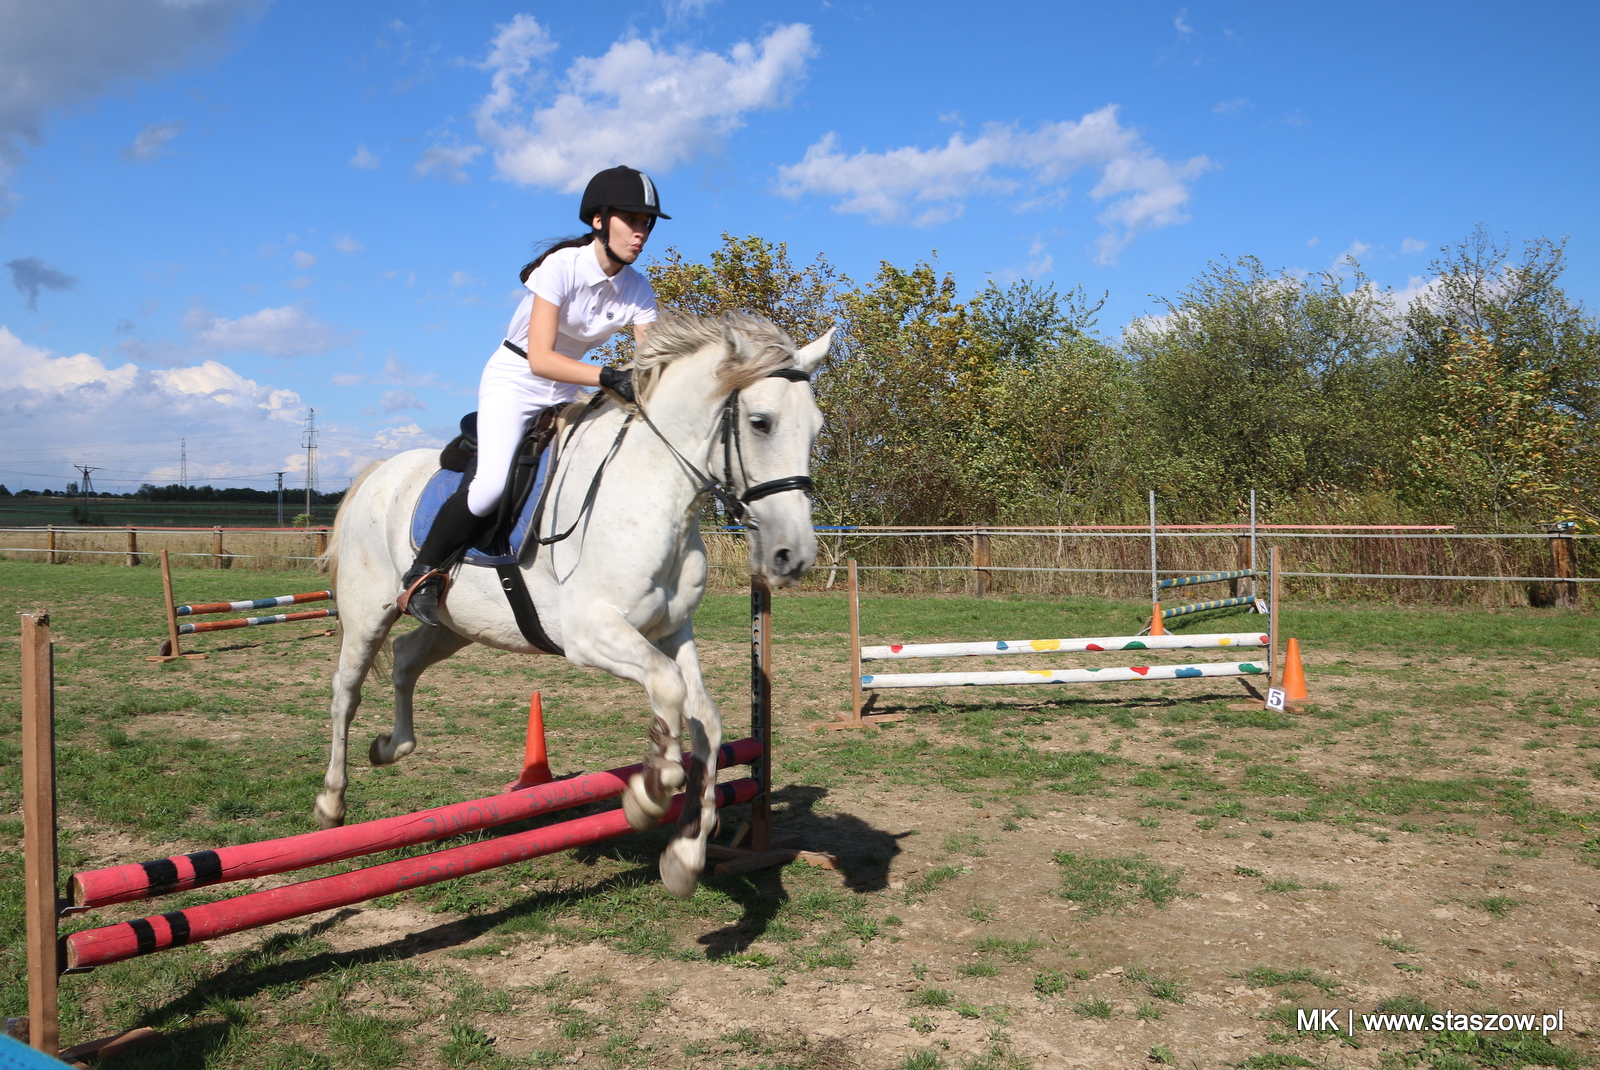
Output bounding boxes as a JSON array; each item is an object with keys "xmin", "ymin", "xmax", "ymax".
[
  {"xmin": 274, "ymin": 472, "xmax": 285, "ymax": 526},
  {"xmin": 180, "ymin": 439, "xmax": 187, "ymax": 488},
  {"xmin": 73, "ymin": 465, "xmax": 99, "ymax": 515},
  {"xmin": 301, "ymin": 409, "xmax": 318, "ymax": 526}
]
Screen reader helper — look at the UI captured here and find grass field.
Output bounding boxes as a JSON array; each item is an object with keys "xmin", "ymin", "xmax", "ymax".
[{"xmin": 2, "ymin": 558, "xmax": 1596, "ymax": 1070}]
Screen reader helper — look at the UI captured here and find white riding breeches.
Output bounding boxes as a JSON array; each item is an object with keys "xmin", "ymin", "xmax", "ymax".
[{"xmin": 466, "ymin": 345, "xmax": 583, "ymax": 518}]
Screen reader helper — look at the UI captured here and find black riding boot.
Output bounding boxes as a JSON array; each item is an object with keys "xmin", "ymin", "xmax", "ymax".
[{"xmin": 399, "ymin": 489, "xmax": 493, "ymax": 626}]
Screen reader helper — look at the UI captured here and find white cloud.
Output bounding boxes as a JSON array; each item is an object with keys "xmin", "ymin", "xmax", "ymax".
[
  {"xmin": 1212, "ymin": 98, "xmax": 1250, "ymax": 114},
  {"xmin": 1335, "ymin": 240, "xmax": 1372, "ymax": 267},
  {"xmin": 0, "ymin": 0, "xmax": 260, "ymax": 219},
  {"xmin": 372, "ymin": 424, "xmax": 432, "ymax": 453},
  {"xmin": 1306, "ymin": 237, "xmax": 1319, "ymax": 248},
  {"xmin": 1174, "ymin": 9, "xmax": 1194, "ymax": 34},
  {"xmin": 777, "ymin": 105, "xmax": 1213, "ymax": 262},
  {"xmin": 1379, "ymin": 274, "xmax": 1446, "ymax": 314},
  {"xmin": 449, "ymin": 270, "xmax": 474, "ymax": 287},
  {"xmin": 335, "ymin": 235, "xmax": 363, "ymax": 253},
  {"xmin": 380, "ymin": 389, "xmax": 425, "ymax": 413},
  {"xmin": 663, "ymin": 0, "xmax": 720, "ymax": 17},
  {"xmin": 121, "ymin": 121, "xmax": 183, "ymax": 162},
  {"xmin": 415, "ymin": 143, "xmax": 483, "ymax": 182},
  {"xmin": 350, "ymin": 144, "xmax": 380, "ymax": 169},
  {"xmin": 476, "ymin": 18, "xmax": 814, "ymax": 191},
  {"xmin": 1401, "ymin": 237, "xmax": 1427, "ymax": 255},
  {"xmin": 293, "ymin": 250, "xmax": 317, "ymax": 270},
  {"xmin": 0, "ymin": 325, "xmax": 438, "ymax": 489},
  {"xmin": 0, "ymin": 325, "xmax": 304, "ymax": 480},
  {"xmin": 1026, "ymin": 238, "xmax": 1052, "ymax": 275},
  {"xmin": 183, "ymin": 305, "xmax": 346, "ymax": 357},
  {"xmin": 7, "ymin": 256, "xmax": 77, "ymax": 311}
]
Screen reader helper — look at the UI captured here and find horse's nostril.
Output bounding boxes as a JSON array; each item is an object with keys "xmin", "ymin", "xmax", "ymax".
[{"xmin": 774, "ymin": 548, "xmax": 791, "ymax": 567}]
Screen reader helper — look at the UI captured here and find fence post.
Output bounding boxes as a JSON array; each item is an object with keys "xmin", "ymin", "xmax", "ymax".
[
  {"xmin": 1233, "ymin": 534, "xmax": 1251, "ymax": 598},
  {"xmin": 1550, "ymin": 522, "xmax": 1578, "ymax": 609},
  {"xmin": 213, "ymin": 526, "xmax": 226, "ymax": 570},
  {"xmin": 46, "ymin": 525, "xmax": 57, "ymax": 565},
  {"xmin": 848, "ymin": 559, "xmax": 862, "ymax": 721},
  {"xmin": 1268, "ymin": 546, "xmax": 1280, "ymax": 690},
  {"xmin": 316, "ymin": 528, "xmax": 329, "ymax": 557},
  {"xmin": 972, "ymin": 529, "xmax": 991, "ymax": 597},
  {"xmin": 20, "ymin": 612, "xmax": 59, "ymax": 1057},
  {"xmin": 125, "ymin": 525, "xmax": 140, "ymax": 567}
]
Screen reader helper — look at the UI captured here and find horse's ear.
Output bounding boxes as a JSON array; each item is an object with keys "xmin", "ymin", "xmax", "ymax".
[
  {"xmin": 722, "ymin": 323, "xmax": 758, "ymax": 367},
  {"xmin": 794, "ymin": 327, "xmax": 835, "ymax": 375}
]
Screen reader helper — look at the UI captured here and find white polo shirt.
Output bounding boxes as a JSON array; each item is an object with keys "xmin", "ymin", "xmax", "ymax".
[{"xmin": 508, "ymin": 242, "xmax": 656, "ymax": 356}]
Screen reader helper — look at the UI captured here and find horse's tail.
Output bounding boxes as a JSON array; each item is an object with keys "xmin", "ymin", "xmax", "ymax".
[{"xmin": 321, "ymin": 460, "xmax": 385, "ymax": 589}]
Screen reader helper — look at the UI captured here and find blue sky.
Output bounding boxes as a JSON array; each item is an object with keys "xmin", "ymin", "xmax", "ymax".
[{"xmin": 2, "ymin": 1, "xmax": 1596, "ymax": 495}]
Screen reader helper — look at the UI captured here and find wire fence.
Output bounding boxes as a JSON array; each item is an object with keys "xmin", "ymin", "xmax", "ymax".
[{"xmin": 1, "ymin": 524, "xmax": 1590, "ymax": 608}]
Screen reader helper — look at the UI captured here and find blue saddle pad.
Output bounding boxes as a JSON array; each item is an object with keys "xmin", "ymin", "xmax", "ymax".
[{"xmin": 411, "ymin": 446, "xmax": 553, "ymax": 566}]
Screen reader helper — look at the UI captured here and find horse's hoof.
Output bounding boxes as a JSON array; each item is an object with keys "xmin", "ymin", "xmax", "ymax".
[
  {"xmin": 659, "ymin": 838, "xmax": 704, "ymax": 900},
  {"xmin": 622, "ymin": 772, "xmax": 668, "ymax": 833},
  {"xmin": 658, "ymin": 763, "xmax": 686, "ymax": 791},
  {"xmin": 314, "ymin": 794, "xmax": 345, "ymax": 829},
  {"xmin": 369, "ymin": 733, "xmax": 414, "ymax": 766}
]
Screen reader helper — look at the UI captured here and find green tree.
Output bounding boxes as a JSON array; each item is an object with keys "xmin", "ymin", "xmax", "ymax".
[
  {"xmin": 818, "ymin": 258, "xmax": 982, "ymax": 525},
  {"xmin": 1410, "ymin": 331, "xmax": 1581, "ymax": 527},
  {"xmin": 1123, "ymin": 256, "xmax": 1408, "ymax": 517},
  {"xmin": 1404, "ymin": 226, "xmax": 1599, "ymax": 414}
]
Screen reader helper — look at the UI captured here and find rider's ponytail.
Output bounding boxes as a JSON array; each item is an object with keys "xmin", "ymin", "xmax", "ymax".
[{"xmin": 520, "ymin": 232, "xmax": 598, "ymax": 284}]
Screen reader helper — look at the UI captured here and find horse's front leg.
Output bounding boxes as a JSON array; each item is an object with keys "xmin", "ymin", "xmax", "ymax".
[
  {"xmin": 563, "ymin": 611, "xmax": 692, "ymax": 853},
  {"xmin": 371, "ymin": 623, "xmax": 473, "ymax": 766},
  {"xmin": 658, "ymin": 629, "xmax": 722, "ymax": 898}
]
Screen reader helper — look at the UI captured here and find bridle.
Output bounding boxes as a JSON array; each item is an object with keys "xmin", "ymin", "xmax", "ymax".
[
  {"xmin": 536, "ymin": 365, "xmax": 816, "ymax": 548},
  {"xmin": 715, "ymin": 367, "xmax": 815, "ymax": 524},
  {"xmin": 636, "ymin": 366, "xmax": 816, "ymax": 530}
]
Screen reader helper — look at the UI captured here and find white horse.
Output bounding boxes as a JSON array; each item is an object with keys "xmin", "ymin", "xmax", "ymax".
[{"xmin": 317, "ymin": 314, "xmax": 831, "ymax": 896}]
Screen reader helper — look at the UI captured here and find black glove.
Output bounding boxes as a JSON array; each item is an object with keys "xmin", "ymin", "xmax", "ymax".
[{"xmin": 599, "ymin": 366, "xmax": 636, "ymax": 403}]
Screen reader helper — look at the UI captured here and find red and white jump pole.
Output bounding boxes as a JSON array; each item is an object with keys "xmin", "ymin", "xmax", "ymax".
[
  {"xmin": 71, "ymin": 736, "xmax": 762, "ymax": 909},
  {"xmin": 65, "ymin": 779, "xmax": 758, "ymax": 971}
]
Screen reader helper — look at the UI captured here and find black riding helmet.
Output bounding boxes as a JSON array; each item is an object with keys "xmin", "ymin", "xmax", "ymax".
[{"xmin": 579, "ymin": 165, "xmax": 670, "ymax": 229}]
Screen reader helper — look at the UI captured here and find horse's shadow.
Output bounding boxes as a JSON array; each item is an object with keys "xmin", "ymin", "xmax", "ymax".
[{"xmin": 690, "ymin": 783, "xmax": 911, "ymax": 958}]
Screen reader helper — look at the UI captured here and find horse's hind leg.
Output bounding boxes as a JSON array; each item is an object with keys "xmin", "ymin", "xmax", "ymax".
[
  {"xmin": 316, "ymin": 605, "xmax": 398, "ymax": 829},
  {"xmin": 371, "ymin": 623, "xmax": 472, "ymax": 766},
  {"xmin": 657, "ymin": 630, "xmax": 722, "ymax": 899}
]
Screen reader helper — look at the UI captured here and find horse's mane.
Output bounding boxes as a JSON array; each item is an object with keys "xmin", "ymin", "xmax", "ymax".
[{"xmin": 633, "ymin": 312, "xmax": 797, "ymax": 397}]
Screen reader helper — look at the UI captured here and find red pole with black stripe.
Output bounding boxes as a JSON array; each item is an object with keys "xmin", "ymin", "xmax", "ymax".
[
  {"xmin": 71, "ymin": 737, "xmax": 761, "ymax": 909},
  {"xmin": 66, "ymin": 779, "xmax": 756, "ymax": 971}
]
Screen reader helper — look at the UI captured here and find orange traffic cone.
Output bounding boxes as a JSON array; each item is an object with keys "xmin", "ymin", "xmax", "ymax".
[
  {"xmin": 1149, "ymin": 603, "xmax": 1166, "ymax": 636},
  {"xmin": 506, "ymin": 691, "xmax": 553, "ymax": 791},
  {"xmin": 1281, "ymin": 639, "xmax": 1309, "ymax": 703}
]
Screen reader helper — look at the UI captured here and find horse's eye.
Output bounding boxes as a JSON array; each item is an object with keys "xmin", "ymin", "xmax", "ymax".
[{"xmin": 749, "ymin": 414, "xmax": 772, "ymax": 434}]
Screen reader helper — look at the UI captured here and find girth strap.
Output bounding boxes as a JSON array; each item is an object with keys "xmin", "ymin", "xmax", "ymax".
[{"xmin": 494, "ymin": 562, "xmax": 563, "ymax": 656}]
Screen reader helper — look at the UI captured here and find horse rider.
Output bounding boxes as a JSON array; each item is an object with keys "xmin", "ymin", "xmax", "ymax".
[{"xmin": 398, "ymin": 165, "xmax": 668, "ymax": 626}]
